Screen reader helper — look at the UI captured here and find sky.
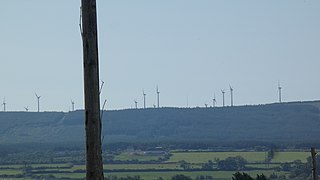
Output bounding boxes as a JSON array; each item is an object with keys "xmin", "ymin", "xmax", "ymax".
[{"xmin": 0, "ymin": 0, "xmax": 319, "ymax": 112}]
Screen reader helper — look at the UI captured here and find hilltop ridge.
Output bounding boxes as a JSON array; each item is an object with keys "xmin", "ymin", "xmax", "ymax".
[{"xmin": 0, "ymin": 100, "xmax": 320, "ymax": 146}]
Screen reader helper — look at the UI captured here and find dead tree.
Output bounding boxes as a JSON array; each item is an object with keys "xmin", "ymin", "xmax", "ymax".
[
  {"xmin": 81, "ymin": 0, "xmax": 104, "ymax": 179},
  {"xmin": 311, "ymin": 147, "xmax": 318, "ymax": 180}
]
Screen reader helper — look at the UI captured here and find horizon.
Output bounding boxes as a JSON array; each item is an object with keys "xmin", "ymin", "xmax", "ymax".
[{"xmin": 1, "ymin": 98, "xmax": 319, "ymax": 113}]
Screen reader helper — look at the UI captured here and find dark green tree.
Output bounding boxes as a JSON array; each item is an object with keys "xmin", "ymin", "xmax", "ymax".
[
  {"xmin": 202, "ymin": 160, "xmax": 214, "ymax": 170},
  {"xmin": 196, "ymin": 175, "xmax": 214, "ymax": 180},
  {"xmin": 179, "ymin": 160, "xmax": 191, "ymax": 170},
  {"xmin": 256, "ymin": 174, "xmax": 268, "ymax": 180},
  {"xmin": 232, "ymin": 172, "xmax": 254, "ymax": 180},
  {"xmin": 280, "ymin": 162, "xmax": 291, "ymax": 171},
  {"xmin": 269, "ymin": 173, "xmax": 278, "ymax": 180},
  {"xmin": 119, "ymin": 176, "xmax": 141, "ymax": 180},
  {"xmin": 218, "ymin": 156, "xmax": 247, "ymax": 170},
  {"xmin": 171, "ymin": 174, "xmax": 192, "ymax": 180}
]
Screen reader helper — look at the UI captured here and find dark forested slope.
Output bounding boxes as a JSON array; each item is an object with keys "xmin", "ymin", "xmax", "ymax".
[{"xmin": 0, "ymin": 101, "xmax": 320, "ymax": 145}]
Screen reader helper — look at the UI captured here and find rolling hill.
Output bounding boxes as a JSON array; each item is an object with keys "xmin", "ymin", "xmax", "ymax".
[{"xmin": 0, "ymin": 101, "xmax": 320, "ymax": 147}]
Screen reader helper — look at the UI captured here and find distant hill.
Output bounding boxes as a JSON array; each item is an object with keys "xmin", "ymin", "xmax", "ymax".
[{"xmin": 0, "ymin": 101, "xmax": 320, "ymax": 146}]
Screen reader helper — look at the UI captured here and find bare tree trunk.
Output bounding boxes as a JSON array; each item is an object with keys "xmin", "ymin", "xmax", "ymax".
[
  {"xmin": 311, "ymin": 147, "xmax": 318, "ymax": 180},
  {"xmin": 81, "ymin": 0, "xmax": 104, "ymax": 179}
]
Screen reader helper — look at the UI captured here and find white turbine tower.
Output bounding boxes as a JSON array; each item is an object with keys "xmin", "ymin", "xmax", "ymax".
[
  {"xmin": 278, "ymin": 82, "xmax": 282, "ymax": 103},
  {"xmin": 35, "ymin": 93, "xmax": 41, "ymax": 112},
  {"xmin": 2, "ymin": 98, "xmax": 6, "ymax": 112},
  {"xmin": 221, "ymin": 89, "xmax": 225, "ymax": 107},
  {"xmin": 212, "ymin": 93, "xmax": 216, "ymax": 107},
  {"xmin": 156, "ymin": 86, "xmax": 160, "ymax": 108},
  {"xmin": 230, "ymin": 85, "xmax": 234, "ymax": 107},
  {"xmin": 143, "ymin": 90, "xmax": 146, "ymax": 109},
  {"xmin": 134, "ymin": 100, "xmax": 138, "ymax": 109}
]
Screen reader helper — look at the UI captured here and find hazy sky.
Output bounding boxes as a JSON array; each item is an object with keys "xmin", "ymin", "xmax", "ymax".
[{"xmin": 0, "ymin": 0, "xmax": 319, "ymax": 111}]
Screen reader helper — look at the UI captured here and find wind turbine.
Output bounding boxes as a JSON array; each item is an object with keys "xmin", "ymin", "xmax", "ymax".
[
  {"xmin": 71, "ymin": 100, "xmax": 75, "ymax": 111},
  {"xmin": 278, "ymin": 82, "xmax": 282, "ymax": 103},
  {"xmin": 212, "ymin": 93, "xmax": 216, "ymax": 107},
  {"xmin": 24, "ymin": 106, "xmax": 29, "ymax": 112},
  {"xmin": 156, "ymin": 86, "xmax": 160, "ymax": 108},
  {"xmin": 2, "ymin": 98, "xmax": 6, "ymax": 112},
  {"xmin": 35, "ymin": 93, "xmax": 41, "ymax": 112},
  {"xmin": 229, "ymin": 85, "xmax": 234, "ymax": 107},
  {"xmin": 221, "ymin": 89, "xmax": 225, "ymax": 107},
  {"xmin": 134, "ymin": 100, "xmax": 138, "ymax": 109},
  {"xmin": 143, "ymin": 90, "xmax": 146, "ymax": 109}
]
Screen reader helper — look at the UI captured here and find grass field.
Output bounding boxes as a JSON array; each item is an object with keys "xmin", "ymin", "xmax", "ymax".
[
  {"xmin": 48, "ymin": 170, "xmax": 289, "ymax": 180},
  {"xmin": 168, "ymin": 151, "xmax": 310, "ymax": 164},
  {"xmin": 50, "ymin": 172, "xmax": 84, "ymax": 179},
  {"xmin": 168, "ymin": 151, "xmax": 267, "ymax": 163},
  {"xmin": 0, "ymin": 150, "xmax": 310, "ymax": 179},
  {"xmin": 105, "ymin": 170, "xmax": 288, "ymax": 179},
  {"xmin": 0, "ymin": 169, "xmax": 23, "ymax": 175},
  {"xmin": 271, "ymin": 152, "xmax": 309, "ymax": 163},
  {"xmin": 70, "ymin": 163, "xmax": 181, "ymax": 171},
  {"xmin": 0, "ymin": 164, "xmax": 24, "ymax": 169},
  {"xmin": 0, "ymin": 163, "xmax": 72, "ymax": 169},
  {"xmin": 114, "ymin": 151, "xmax": 162, "ymax": 162}
]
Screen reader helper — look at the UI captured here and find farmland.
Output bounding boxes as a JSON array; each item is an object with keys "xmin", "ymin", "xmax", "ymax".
[
  {"xmin": 169, "ymin": 151, "xmax": 268, "ymax": 163},
  {"xmin": 0, "ymin": 101, "xmax": 319, "ymax": 179},
  {"xmin": 0, "ymin": 150, "xmax": 312, "ymax": 179}
]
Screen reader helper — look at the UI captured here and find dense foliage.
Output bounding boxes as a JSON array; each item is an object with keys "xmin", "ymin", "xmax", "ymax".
[
  {"xmin": 232, "ymin": 172, "xmax": 267, "ymax": 180},
  {"xmin": 217, "ymin": 156, "xmax": 247, "ymax": 170},
  {"xmin": 0, "ymin": 101, "xmax": 320, "ymax": 146}
]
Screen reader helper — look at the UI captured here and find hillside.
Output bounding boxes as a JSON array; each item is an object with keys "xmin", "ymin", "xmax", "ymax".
[{"xmin": 0, "ymin": 101, "xmax": 320, "ymax": 146}]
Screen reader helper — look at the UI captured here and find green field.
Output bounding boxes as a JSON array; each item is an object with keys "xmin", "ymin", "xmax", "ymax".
[
  {"xmin": 0, "ymin": 169, "xmax": 23, "ymax": 175},
  {"xmin": 51, "ymin": 170, "xmax": 289, "ymax": 180},
  {"xmin": 71, "ymin": 163, "xmax": 181, "ymax": 171},
  {"xmin": 168, "ymin": 151, "xmax": 267, "ymax": 163},
  {"xmin": 271, "ymin": 152, "xmax": 309, "ymax": 163},
  {"xmin": 114, "ymin": 151, "xmax": 162, "ymax": 161},
  {"xmin": 50, "ymin": 172, "xmax": 84, "ymax": 179},
  {"xmin": 0, "ymin": 150, "xmax": 311, "ymax": 179}
]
